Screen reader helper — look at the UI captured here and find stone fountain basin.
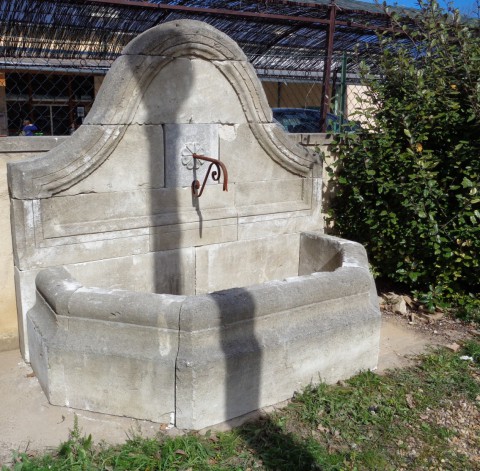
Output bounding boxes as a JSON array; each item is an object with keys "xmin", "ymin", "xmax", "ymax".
[{"xmin": 27, "ymin": 232, "xmax": 380, "ymax": 430}]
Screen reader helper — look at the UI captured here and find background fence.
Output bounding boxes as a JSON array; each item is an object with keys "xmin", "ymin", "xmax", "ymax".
[
  {"xmin": 0, "ymin": 59, "xmax": 369, "ymax": 137},
  {"xmin": 0, "ymin": 0, "xmax": 405, "ymax": 136}
]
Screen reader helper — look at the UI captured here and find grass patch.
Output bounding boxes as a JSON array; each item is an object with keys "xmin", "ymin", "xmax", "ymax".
[{"xmin": 4, "ymin": 342, "xmax": 479, "ymax": 470}]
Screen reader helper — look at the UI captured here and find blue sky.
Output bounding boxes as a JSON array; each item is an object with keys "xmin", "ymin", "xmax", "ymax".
[{"xmin": 382, "ymin": 0, "xmax": 479, "ymax": 15}]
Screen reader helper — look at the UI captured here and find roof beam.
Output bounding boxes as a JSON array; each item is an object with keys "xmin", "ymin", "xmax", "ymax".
[{"xmin": 75, "ymin": 0, "xmax": 393, "ymax": 31}]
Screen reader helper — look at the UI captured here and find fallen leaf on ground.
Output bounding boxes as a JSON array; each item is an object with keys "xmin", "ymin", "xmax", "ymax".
[
  {"xmin": 446, "ymin": 343, "xmax": 461, "ymax": 352},
  {"xmin": 406, "ymin": 394, "xmax": 415, "ymax": 409}
]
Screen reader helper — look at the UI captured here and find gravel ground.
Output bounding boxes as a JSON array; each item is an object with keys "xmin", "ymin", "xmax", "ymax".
[{"xmin": 381, "ymin": 292, "xmax": 480, "ymax": 469}]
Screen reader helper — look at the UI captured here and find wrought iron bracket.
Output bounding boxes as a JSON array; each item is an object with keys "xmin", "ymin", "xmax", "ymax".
[{"xmin": 191, "ymin": 153, "xmax": 228, "ymax": 198}]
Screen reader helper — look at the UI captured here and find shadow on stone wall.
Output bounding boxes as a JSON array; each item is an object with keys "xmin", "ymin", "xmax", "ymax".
[{"xmin": 214, "ymin": 290, "xmax": 261, "ymax": 424}]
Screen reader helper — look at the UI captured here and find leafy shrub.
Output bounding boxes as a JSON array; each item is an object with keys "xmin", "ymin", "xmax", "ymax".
[{"xmin": 328, "ymin": 0, "xmax": 480, "ymax": 317}]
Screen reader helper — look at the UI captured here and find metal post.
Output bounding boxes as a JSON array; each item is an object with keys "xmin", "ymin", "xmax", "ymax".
[
  {"xmin": 340, "ymin": 52, "xmax": 347, "ymax": 127},
  {"xmin": 320, "ymin": 0, "xmax": 337, "ymax": 132}
]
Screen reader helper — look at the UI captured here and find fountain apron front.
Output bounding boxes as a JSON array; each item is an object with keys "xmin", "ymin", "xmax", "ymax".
[{"xmin": 8, "ymin": 20, "xmax": 380, "ymax": 430}]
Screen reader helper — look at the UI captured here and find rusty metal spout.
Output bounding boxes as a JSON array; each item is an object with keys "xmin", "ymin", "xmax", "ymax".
[{"xmin": 191, "ymin": 153, "xmax": 228, "ymax": 198}]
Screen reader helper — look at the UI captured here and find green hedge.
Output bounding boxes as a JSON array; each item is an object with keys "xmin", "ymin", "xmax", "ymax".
[{"xmin": 328, "ymin": 1, "xmax": 480, "ymax": 318}]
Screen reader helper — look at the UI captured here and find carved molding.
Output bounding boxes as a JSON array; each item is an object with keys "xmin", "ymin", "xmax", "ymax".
[{"xmin": 8, "ymin": 19, "xmax": 315, "ymax": 200}]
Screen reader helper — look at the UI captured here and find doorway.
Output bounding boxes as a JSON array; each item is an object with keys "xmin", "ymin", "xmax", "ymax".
[{"xmin": 32, "ymin": 105, "xmax": 70, "ymax": 136}]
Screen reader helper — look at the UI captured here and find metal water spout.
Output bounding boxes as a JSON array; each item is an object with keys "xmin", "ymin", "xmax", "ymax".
[{"xmin": 191, "ymin": 153, "xmax": 228, "ymax": 198}]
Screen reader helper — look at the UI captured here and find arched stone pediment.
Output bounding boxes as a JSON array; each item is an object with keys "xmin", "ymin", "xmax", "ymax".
[{"xmin": 9, "ymin": 20, "xmax": 316, "ymax": 199}]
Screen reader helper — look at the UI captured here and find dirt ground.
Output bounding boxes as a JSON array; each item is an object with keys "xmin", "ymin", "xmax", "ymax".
[{"xmin": 0, "ymin": 307, "xmax": 477, "ymax": 467}]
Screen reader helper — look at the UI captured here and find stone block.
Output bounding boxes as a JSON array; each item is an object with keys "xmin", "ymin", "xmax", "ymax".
[
  {"xmin": 299, "ymin": 232, "xmax": 343, "ymax": 274},
  {"xmin": 9, "ymin": 19, "xmax": 380, "ymax": 433},
  {"xmin": 67, "ymin": 248, "xmax": 196, "ymax": 296},
  {"xmin": 176, "ymin": 297, "xmax": 379, "ymax": 429},
  {"xmin": 84, "ymin": 54, "xmax": 165, "ymax": 126},
  {"xmin": 1, "ymin": 145, "xmax": 65, "ymax": 353},
  {"xmin": 134, "ymin": 59, "xmax": 246, "ymax": 125},
  {"xmin": 18, "ymin": 229, "xmax": 150, "ymax": 271},
  {"xmin": 9, "ymin": 199, "xmax": 34, "ymax": 269},
  {"xmin": 61, "ymin": 124, "xmax": 165, "ymax": 195},
  {"xmin": 7, "ymin": 125, "xmax": 127, "ymax": 199},
  {"xmin": 237, "ymin": 212, "xmax": 312, "ymax": 241},
  {"xmin": 194, "ymin": 234, "xmax": 299, "ymax": 294},
  {"xmin": 234, "ymin": 178, "xmax": 306, "ymax": 208},
  {"xmin": 149, "ymin": 185, "xmax": 236, "ymax": 216},
  {"xmin": 219, "ymin": 123, "xmax": 294, "ymax": 183},
  {"xmin": 25, "ymin": 233, "xmax": 380, "ymax": 430},
  {"xmin": 14, "ymin": 267, "xmax": 38, "ymax": 360},
  {"xmin": 27, "ymin": 269, "xmax": 181, "ymax": 421},
  {"xmin": 149, "ymin": 218, "xmax": 238, "ymax": 253},
  {"xmin": 213, "ymin": 60, "xmax": 273, "ymax": 125},
  {"xmin": 40, "ymin": 191, "xmax": 151, "ymax": 238},
  {"xmin": 122, "ymin": 19, "xmax": 247, "ymax": 61},
  {"xmin": 164, "ymin": 124, "xmax": 219, "ymax": 188},
  {"xmin": 0, "ymin": 136, "xmax": 68, "ymax": 154}
]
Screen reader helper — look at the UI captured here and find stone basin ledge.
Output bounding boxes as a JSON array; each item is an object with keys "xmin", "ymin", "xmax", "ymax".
[{"xmin": 27, "ymin": 232, "xmax": 380, "ymax": 430}]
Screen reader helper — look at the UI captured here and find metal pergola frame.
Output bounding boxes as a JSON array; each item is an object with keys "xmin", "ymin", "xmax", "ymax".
[{"xmin": 0, "ymin": 0, "xmax": 415, "ymax": 130}]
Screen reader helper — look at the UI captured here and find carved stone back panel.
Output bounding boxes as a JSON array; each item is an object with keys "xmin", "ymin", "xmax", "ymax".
[{"xmin": 8, "ymin": 20, "xmax": 322, "ymax": 358}]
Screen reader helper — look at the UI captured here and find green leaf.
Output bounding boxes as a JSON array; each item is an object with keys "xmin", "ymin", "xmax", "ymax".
[{"xmin": 327, "ymin": 4, "xmax": 480, "ymax": 308}]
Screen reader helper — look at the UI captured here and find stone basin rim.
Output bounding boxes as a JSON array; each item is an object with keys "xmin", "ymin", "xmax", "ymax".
[{"xmin": 33, "ymin": 233, "xmax": 373, "ymax": 331}]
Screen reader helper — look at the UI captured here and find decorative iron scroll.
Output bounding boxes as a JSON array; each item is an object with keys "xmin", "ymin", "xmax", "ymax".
[{"xmin": 191, "ymin": 153, "xmax": 229, "ymax": 198}]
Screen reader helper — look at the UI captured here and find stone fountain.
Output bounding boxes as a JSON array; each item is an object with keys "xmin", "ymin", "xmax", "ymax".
[{"xmin": 8, "ymin": 20, "xmax": 380, "ymax": 430}]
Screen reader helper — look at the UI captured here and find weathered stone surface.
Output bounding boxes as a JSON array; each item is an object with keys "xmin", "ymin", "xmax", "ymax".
[
  {"xmin": 234, "ymin": 178, "xmax": 306, "ymax": 208},
  {"xmin": 0, "ymin": 136, "xmax": 68, "ymax": 154},
  {"xmin": 299, "ymin": 232, "xmax": 344, "ymax": 274},
  {"xmin": 15, "ymin": 226, "xmax": 150, "ymax": 270},
  {"xmin": 194, "ymin": 234, "xmax": 300, "ymax": 294},
  {"xmin": 27, "ymin": 232, "xmax": 380, "ymax": 430},
  {"xmin": 8, "ymin": 125, "xmax": 127, "ymax": 199},
  {"xmin": 176, "ymin": 295, "xmax": 379, "ymax": 429},
  {"xmin": 214, "ymin": 60, "xmax": 272, "ymax": 125},
  {"xmin": 238, "ymin": 212, "xmax": 310, "ymax": 241},
  {"xmin": 60, "ymin": 124, "xmax": 165, "ymax": 195},
  {"xmin": 67, "ymin": 249, "xmax": 196, "ymax": 296},
  {"xmin": 219, "ymin": 123, "xmax": 294, "ymax": 183},
  {"xmin": 164, "ymin": 124, "xmax": 219, "ymax": 188},
  {"xmin": 251, "ymin": 122, "xmax": 315, "ymax": 176},
  {"xmin": 149, "ymin": 218, "xmax": 238, "ymax": 252},
  {"xmin": 83, "ymin": 54, "xmax": 161, "ymax": 125},
  {"xmin": 122, "ymin": 19, "xmax": 247, "ymax": 60},
  {"xmin": 175, "ymin": 237, "xmax": 380, "ymax": 429},
  {"xmin": 134, "ymin": 59, "xmax": 247, "ymax": 125},
  {"xmin": 0, "ymin": 137, "xmax": 67, "ymax": 354},
  {"xmin": 14, "ymin": 267, "xmax": 37, "ymax": 360},
  {"xmin": 28, "ymin": 271, "xmax": 181, "ymax": 421}
]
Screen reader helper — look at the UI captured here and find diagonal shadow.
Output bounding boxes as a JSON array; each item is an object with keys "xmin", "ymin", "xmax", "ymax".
[
  {"xmin": 214, "ymin": 287, "xmax": 323, "ymax": 470},
  {"xmin": 214, "ymin": 288, "xmax": 261, "ymax": 422},
  {"xmin": 133, "ymin": 23, "xmax": 328, "ymax": 467},
  {"xmin": 239, "ymin": 415, "xmax": 324, "ymax": 470}
]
